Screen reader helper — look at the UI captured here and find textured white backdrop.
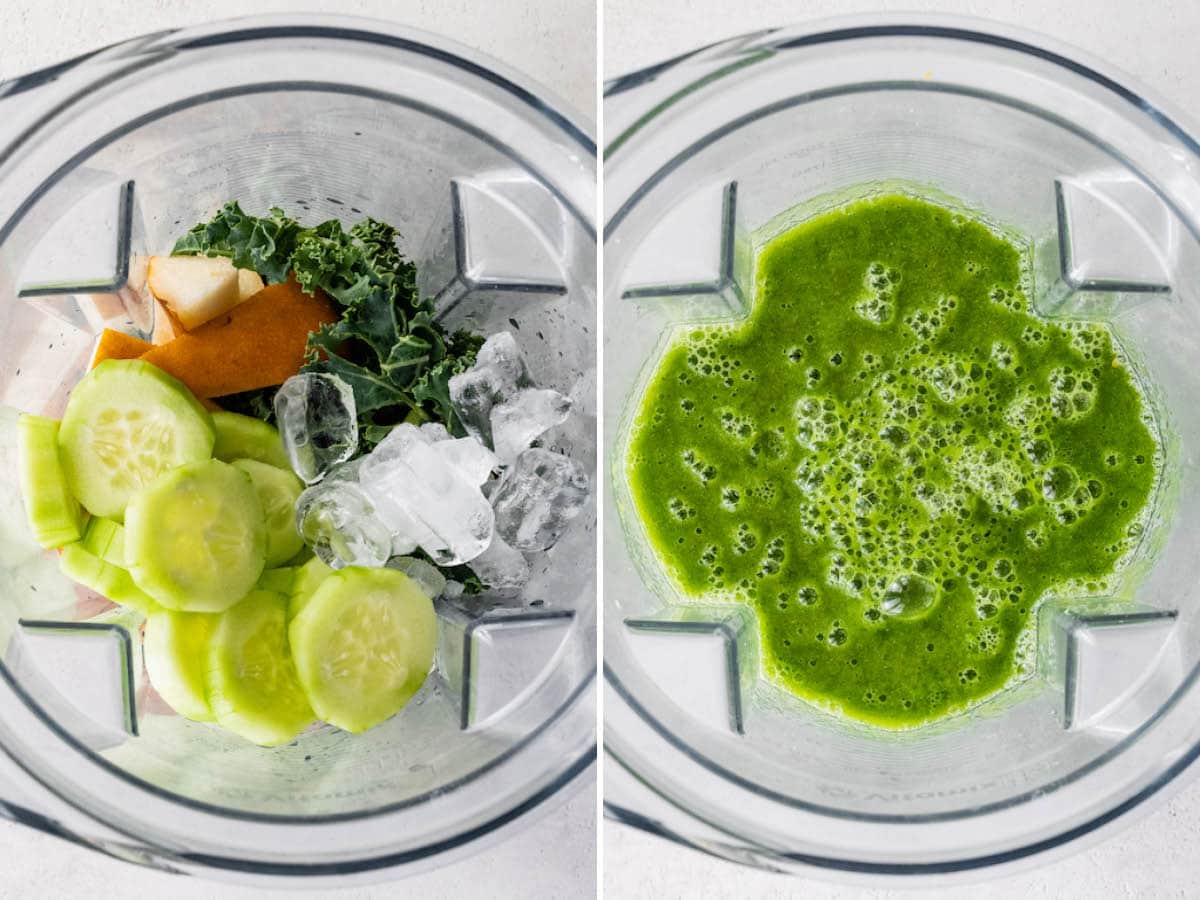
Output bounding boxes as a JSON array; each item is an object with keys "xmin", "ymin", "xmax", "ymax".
[
  {"xmin": 603, "ymin": 0, "xmax": 1200, "ymax": 898},
  {"xmin": 0, "ymin": 1, "xmax": 596, "ymax": 898}
]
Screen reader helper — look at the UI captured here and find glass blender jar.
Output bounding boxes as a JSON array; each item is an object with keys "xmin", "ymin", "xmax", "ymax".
[
  {"xmin": 604, "ymin": 15, "xmax": 1200, "ymax": 880},
  {"xmin": 0, "ymin": 15, "xmax": 596, "ymax": 888}
]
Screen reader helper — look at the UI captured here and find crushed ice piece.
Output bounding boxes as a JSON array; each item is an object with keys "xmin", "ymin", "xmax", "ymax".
[
  {"xmin": 474, "ymin": 331, "xmax": 530, "ymax": 385},
  {"xmin": 325, "ymin": 456, "xmax": 365, "ymax": 484},
  {"xmin": 369, "ymin": 487, "xmax": 445, "ymax": 558},
  {"xmin": 441, "ymin": 437, "xmax": 500, "ymax": 485},
  {"xmin": 491, "ymin": 448, "xmax": 589, "ymax": 551},
  {"xmin": 419, "ymin": 422, "xmax": 452, "ymax": 443},
  {"xmin": 365, "ymin": 424, "xmax": 496, "ymax": 486},
  {"xmin": 386, "ymin": 556, "xmax": 448, "ymax": 599},
  {"xmin": 448, "ymin": 331, "xmax": 532, "ymax": 445},
  {"xmin": 360, "ymin": 439, "xmax": 494, "ymax": 565},
  {"xmin": 468, "ymin": 534, "xmax": 530, "ymax": 593},
  {"xmin": 489, "ymin": 387, "xmax": 572, "ymax": 464},
  {"xmin": 443, "ymin": 580, "xmax": 465, "ymax": 600},
  {"xmin": 360, "ymin": 423, "xmax": 426, "ymax": 483},
  {"xmin": 274, "ymin": 373, "xmax": 358, "ymax": 484},
  {"xmin": 295, "ymin": 475, "xmax": 390, "ymax": 569}
]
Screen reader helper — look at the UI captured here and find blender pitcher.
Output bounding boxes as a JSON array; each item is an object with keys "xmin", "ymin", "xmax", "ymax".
[
  {"xmin": 603, "ymin": 16, "xmax": 1200, "ymax": 880},
  {"xmin": 0, "ymin": 16, "xmax": 596, "ymax": 887}
]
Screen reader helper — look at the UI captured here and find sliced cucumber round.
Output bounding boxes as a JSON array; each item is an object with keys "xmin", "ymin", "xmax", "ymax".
[
  {"xmin": 257, "ymin": 566, "xmax": 297, "ymax": 595},
  {"xmin": 126, "ymin": 459, "xmax": 266, "ymax": 612},
  {"xmin": 287, "ymin": 556, "xmax": 332, "ymax": 621},
  {"xmin": 231, "ymin": 458, "xmax": 303, "ymax": 568},
  {"xmin": 211, "ymin": 411, "xmax": 289, "ymax": 470},
  {"xmin": 81, "ymin": 517, "xmax": 126, "ymax": 566},
  {"xmin": 289, "ymin": 567, "xmax": 436, "ymax": 733},
  {"xmin": 17, "ymin": 414, "xmax": 83, "ymax": 548},
  {"xmin": 206, "ymin": 589, "xmax": 315, "ymax": 746},
  {"xmin": 59, "ymin": 542, "xmax": 159, "ymax": 615},
  {"xmin": 144, "ymin": 608, "xmax": 217, "ymax": 722},
  {"xmin": 283, "ymin": 544, "xmax": 315, "ymax": 567},
  {"xmin": 58, "ymin": 360, "xmax": 214, "ymax": 519}
]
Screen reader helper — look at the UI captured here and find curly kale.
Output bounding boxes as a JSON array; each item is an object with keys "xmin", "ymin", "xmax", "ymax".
[{"xmin": 173, "ymin": 202, "xmax": 481, "ymax": 449}]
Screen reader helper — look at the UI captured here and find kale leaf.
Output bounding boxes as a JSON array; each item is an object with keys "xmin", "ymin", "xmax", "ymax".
[
  {"xmin": 173, "ymin": 204, "xmax": 300, "ymax": 284},
  {"xmin": 173, "ymin": 202, "xmax": 481, "ymax": 449},
  {"xmin": 213, "ymin": 386, "xmax": 277, "ymax": 424}
]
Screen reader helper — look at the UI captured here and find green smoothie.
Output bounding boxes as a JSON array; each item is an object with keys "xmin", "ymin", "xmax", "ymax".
[{"xmin": 626, "ymin": 193, "xmax": 1161, "ymax": 727}]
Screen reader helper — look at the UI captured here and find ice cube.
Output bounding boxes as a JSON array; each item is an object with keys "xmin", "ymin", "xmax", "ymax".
[
  {"xmin": 370, "ymin": 422, "xmax": 496, "ymax": 485},
  {"xmin": 328, "ymin": 456, "xmax": 366, "ymax": 483},
  {"xmin": 443, "ymin": 580, "xmax": 465, "ymax": 600},
  {"xmin": 295, "ymin": 477, "xmax": 391, "ymax": 569},
  {"xmin": 360, "ymin": 440, "xmax": 494, "ymax": 565},
  {"xmin": 386, "ymin": 556, "xmax": 447, "ymax": 599},
  {"xmin": 419, "ymin": 422, "xmax": 452, "ymax": 443},
  {"xmin": 491, "ymin": 448, "xmax": 589, "ymax": 551},
  {"xmin": 475, "ymin": 331, "xmax": 530, "ymax": 384},
  {"xmin": 448, "ymin": 331, "xmax": 532, "ymax": 445},
  {"xmin": 367, "ymin": 485, "xmax": 446, "ymax": 558},
  {"xmin": 274, "ymin": 373, "xmax": 358, "ymax": 484},
  {"xmin": 441, "ymin": 437, "xmax": 500, "ymax": 485},
  {"xmin": 468, "ymin": 534, "xmax": 530, "ymax": 593},
  {"xmin": 490, "ymin": 388, "xmax": 572, "ymax": 463},
  {"xmin": 358, "ymin": 428, "xmax": 448, "ymax": 556},
  {"xmin": 361, "ymin": 423, "xmax": 426, "ymax": 478}
]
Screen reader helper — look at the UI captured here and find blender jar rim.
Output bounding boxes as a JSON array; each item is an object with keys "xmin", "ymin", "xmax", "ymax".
[
  {"xmin": 602, "ymin": 16, "xmax": 1200, "ymax": 875},
  {"xmin": 0, "ymin": 13, "xmax": 597, "ymax": 878}
]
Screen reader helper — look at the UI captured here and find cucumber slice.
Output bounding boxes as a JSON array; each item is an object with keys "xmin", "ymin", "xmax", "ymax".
[
  {"xmin": 257, "ymin": 566, "xmax": 297, "ymax": 594},
  {"xmin": 59, "ymin": 543, "xmax": 159, "ymax": 615},
  {"xmin": 58, "ymin": 360, "xmax": 215, "ymax": 519},
  {"xmin": 17, "ymin": 414, "xmax": 83, "ymax": 548},
  {"xmin": 143, "ymin": 608, "xmax": 217, "ymax": 722},
  {"xmin": 211, "ymin": 411, "xmax": 289, "ymax": 470},
  {"xmin": 81, "ymin": 517, "xmax": 126, "ymax": 566},
  {"xmin": 284, "ymin": 544, "xmax": 315, "ymax": 566},
  {"xmin": 206, "ymin": 590, "xmax": 315, "ymax": 746},
  {"xmin": 126, "ymin": 459, "xmax": 266, "ymax": 612},
  {"xmin": 289, "ymin": 567, "xmax": 436, "ymax": 733},
  {"xmin": 230, "ymin": 459, "xmax": 303, "ymax": 568},
  {"xmin": 287, "ymin": 556, "xmax": 332, "ymax": 621}
]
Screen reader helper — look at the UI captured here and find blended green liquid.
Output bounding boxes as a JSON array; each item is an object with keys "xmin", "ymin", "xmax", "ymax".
[{"xmin": 627, "ymin": 194, "xmax": 1161, "ymax": 727}]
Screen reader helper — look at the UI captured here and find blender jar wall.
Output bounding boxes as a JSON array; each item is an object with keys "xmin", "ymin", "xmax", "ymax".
[
  {"xmin": 0, "ymin": 17, "xmax": 595, "ymax": 879},
  {"xmin": 604, "ymin": 19, "xmax": 1200, "ymax": 874}
]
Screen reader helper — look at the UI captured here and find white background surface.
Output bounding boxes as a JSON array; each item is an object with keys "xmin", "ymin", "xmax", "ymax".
[
  {"xmin": 0, "ymin": 1, "xmax": 596, "ymax": 899},
  {"xmin": 603, "ymin": 0, "xmax": 1200, "ymax": 898}
]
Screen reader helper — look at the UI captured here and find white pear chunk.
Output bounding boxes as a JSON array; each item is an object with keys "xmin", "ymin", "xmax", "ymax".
[
  {"xmin": 146, "ymin": 255, "xmax": 241, "ymax": 330},
  {"xmin": 237, "ymin": 268, "xmax": 265, "ymax": 301}
]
